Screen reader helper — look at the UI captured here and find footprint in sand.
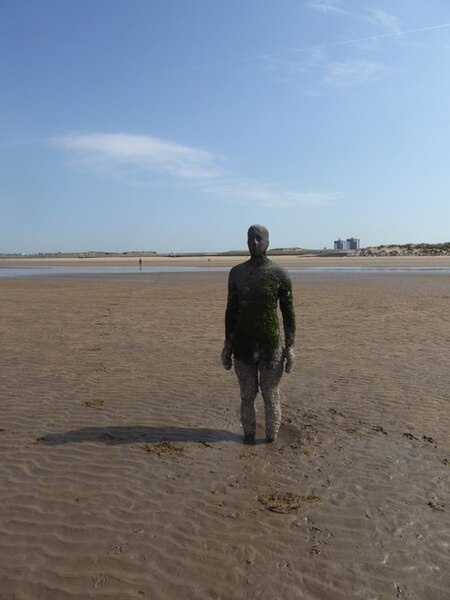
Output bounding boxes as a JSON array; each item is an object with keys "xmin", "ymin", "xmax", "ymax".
[{"xmin": 308, "ymin": 522, "xmax": 333, "ymax": 555}]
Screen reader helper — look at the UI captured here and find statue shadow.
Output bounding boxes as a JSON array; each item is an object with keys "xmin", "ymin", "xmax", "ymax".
[{"xmin": 37, "ymin": 425, "xmax": 243, "ymax": 446}]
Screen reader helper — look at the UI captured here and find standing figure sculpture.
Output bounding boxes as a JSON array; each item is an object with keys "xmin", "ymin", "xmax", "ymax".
[{"xmin": 221, "ymin": 225, "xmax": 296, "ymax": 444}]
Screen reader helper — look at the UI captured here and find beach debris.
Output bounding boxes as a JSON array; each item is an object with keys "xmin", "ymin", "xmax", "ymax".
[
  {"xmin": 302, "ymin": 410, "xmax": 318, "ymax": 420},
  {"xmin": 210, "ymin": 482, "xmax": 226, "ymax": 494},
  {"xmin": 84, "ymin": 398, "xmax": 104, "ymax": 409},
  {"xmin": 225, "ymin": 512, "xmax": 240, "ymax": 519},
  {"xmin": 259, "ymin": 492, "xmax": 321, "ymax": 513},
  {"xmin": 329, "ymin": 408, "xmax": 345, "ymax": 417},
  {"xmin": 440, "ymin": 458, "xmax": 449, "ymax": 466},
  {"xmin": 402, "ymin": 432, "xmax": 419, "ymax": 441},
  {"xmin": 345, "ymin": 427, "xmax": 359, "ymax": 435},
  {"xmin": 144, "ymin": 441, "xmax": 183, "ymax": 457},
  {"xmin": 422, "ymin": 435, "xmax": 435, "ymax": 444},
  {"xmin": 276, "ymin": 560, "xmax": 290, "ymax": 568},
  {"xmin": 92, "ymin": 574, "xmax": 108, "ymax": 588},
  {"xmin": 427, "ymin": 500, "xmax": 444, "ymax": 512},
  {"xmin": 227, "ymin": 476, "xmax": 241, "ymax": 488},
  {"xmin": 196, "ymin": 440, "xmax": 212, "ymax": 448},
  {"xmin": 372, "ymin": 425, "xmax": 388, "ymax": 435}
]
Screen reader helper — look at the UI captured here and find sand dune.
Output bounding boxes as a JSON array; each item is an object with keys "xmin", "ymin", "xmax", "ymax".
[{"xmin": 0, "ymin": 271, "xmax": 449, "ymax": 599}]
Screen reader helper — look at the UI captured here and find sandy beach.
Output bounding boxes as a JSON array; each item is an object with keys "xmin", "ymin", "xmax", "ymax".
[
  {"xmin": 2, "ymin": 254, "xmax": 450, "ymax": 267},
  {"xmin": 0, "ymin": 261, "xmax": 449, "ymax": 599}
]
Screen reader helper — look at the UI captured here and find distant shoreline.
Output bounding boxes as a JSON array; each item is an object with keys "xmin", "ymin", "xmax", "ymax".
[
  {"xmin": 2, "ymin": 254, "xmax": 450, "ymax": 269},
  {"xmin": 0, "ymin": 249, "xmax": 344, "ymax": 260},
  {"xmin": 1, "ymin": 242, "xmax": 448, "ymax": 262}
]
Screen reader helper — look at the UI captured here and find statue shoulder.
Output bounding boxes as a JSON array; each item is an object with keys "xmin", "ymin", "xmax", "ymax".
[
  {"xmin": 229, "ymin": 261, "xmax": 249, "ymax": 281},
  {"xmin": 267, "ymin": 261, "xmax": 291, "ymax": 281}
]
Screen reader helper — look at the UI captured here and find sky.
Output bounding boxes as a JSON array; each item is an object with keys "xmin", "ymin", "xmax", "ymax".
[{"xmin": 1, "ymin": 0, "xmax": 450, "ymax": 253}]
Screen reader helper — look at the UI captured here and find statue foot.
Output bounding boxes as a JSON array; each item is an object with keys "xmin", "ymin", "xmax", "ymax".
[
  {"xmin": 265, "ymin": 435, "xmax": 276, "ymax": 444},
  {"xmin": 243, "ymin": 434, "xmax": 256, "ymax": 445}
]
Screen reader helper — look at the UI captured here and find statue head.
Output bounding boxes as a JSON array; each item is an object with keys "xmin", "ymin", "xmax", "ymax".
[{"xmin": 247, "ymin": 224, "xmax": 269, "ymax": 258}]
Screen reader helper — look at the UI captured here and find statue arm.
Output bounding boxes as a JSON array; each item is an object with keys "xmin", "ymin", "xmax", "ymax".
[
  {"xmin": 279, "ymin": 273, "xmax": 296, "ymax": 372},
  {"xmin": 279, "ymin": 274, "xmax": 295, "ymax": 346},
  {"xmin": 221, "ymin": 271, "xmax": 239, "ymax": 370}
]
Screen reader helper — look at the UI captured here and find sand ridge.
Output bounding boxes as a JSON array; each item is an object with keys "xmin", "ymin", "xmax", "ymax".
[{"xmin": 0, "ymin": 272, "xmax": 449, "ymax": 599}]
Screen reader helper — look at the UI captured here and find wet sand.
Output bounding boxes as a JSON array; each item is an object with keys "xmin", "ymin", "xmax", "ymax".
[{"xmin": 0, "ymin": 268, "xmax": 449, "ymax": 599}]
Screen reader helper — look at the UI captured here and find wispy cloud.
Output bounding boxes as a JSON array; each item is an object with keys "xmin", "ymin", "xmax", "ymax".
[
  {"xmin": 54, "ymin": 132, "xmax": 339, "ymax": 208},
  {"xmin": 306, "ymin": 1, "xmax": 403, "ymax": 35},
  {"xmin": 368, "ymin": 9, "xmax": 402, "ymax": 36},
  {"xmin": 322, "ymin": 59, "xmax": 388, "ymax": 89},
  {"xmin": 275, "ymin": 4, "xmax": 412, "ymax": 93},
  {"xmin": 271, "ymin": 51, "xmax": 390, "ymax": 96},
  {"xmin": 175, "ymin": 21, "xmax": 450, "ymax": 78},
  {"xmin": 306, "ymin": 0, "xmax": 349, "ymax": 16},
  {"xmin": 304, "ymin": 4, "xmax": 450, "ymax": 45},
  {"xmin": 203, "ymin": 179, "xmax": 341, "ymax": 208},
  {"xmin": 264, "ymin": 47, "xmax": 326, "ymax": 76},
  {"xmin": 266, "ymin": 190, "xmax": 342, "ymax": 208},
  {"xmin": 55, "ymin": 132, "xmax": 222, "ymax": 180}
]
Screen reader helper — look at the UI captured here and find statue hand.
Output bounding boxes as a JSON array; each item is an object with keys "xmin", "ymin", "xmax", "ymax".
[
  {"xmin": 221, "ymin": 344, "xmax": 233, "ymax": 370},
  {"xmin": 283, "ymin": 347, "xmax": 295, "ymax": 374}
]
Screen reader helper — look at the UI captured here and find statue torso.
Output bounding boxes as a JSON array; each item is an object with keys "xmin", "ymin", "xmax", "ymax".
[{"xmin": 230, "ymin": 257, "xmax": 286, "ymax": 361}]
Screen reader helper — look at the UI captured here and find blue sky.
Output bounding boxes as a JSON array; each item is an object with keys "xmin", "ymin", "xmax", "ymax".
[{"xmin": 1, "ymin": 0, "xmax": 450, "ymax": 253}]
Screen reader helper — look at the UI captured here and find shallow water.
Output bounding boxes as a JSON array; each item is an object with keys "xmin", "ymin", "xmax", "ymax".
[
  {"xmin": 1, "ymin": 264, "xmax": 450, "ymax": 278},
  {"xmin": 0, "ymin": 265, "xmax": 229, "ymax": 278}
]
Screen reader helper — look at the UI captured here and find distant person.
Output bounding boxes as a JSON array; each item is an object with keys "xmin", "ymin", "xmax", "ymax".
[
  {"xmin": 139, "ymin": 258, "xmax": 142, "ymax": 270},
  {"xmin": 221, "ymin": 225, "xmax": 296, "ymax": 443}
]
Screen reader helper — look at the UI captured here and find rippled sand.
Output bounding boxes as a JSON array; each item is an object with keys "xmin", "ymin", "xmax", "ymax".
[{"xmin": 0, "ymin": 270, "xmax": 449, "ymax": 599}]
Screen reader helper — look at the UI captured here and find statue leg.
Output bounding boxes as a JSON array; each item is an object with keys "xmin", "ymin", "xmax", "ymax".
[
  {"xmin": 234, "ymin": 359, "xmax": 258, "ymax": 442},
  {"xmin": 259, "ymin": 352, "xmax": 284, "ymax": 442}
]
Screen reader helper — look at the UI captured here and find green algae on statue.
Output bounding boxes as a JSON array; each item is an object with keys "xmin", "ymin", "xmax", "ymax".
[{"xmin": 221, "ymin": 225, "xmax": 296, "ymax": 444}]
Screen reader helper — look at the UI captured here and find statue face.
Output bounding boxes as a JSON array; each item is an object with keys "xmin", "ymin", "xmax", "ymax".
[{"xmin": 247, "ymin": 225, "xmax": 269, "ymax": 257}]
